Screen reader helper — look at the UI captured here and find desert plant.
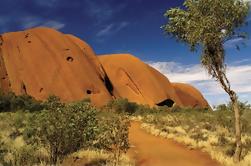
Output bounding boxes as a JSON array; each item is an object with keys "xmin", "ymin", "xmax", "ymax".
[
  {"xmin": 0, "ymin": 91, "xmax": 44, "ymax": 112},
  {"xmin": 95, "ymin": 113, "xmax": 130, "ymax": 166},
  {"xmin": 107, "ymin": 98, "xmax": 138, "ymax": 115},
  {"xmin": 24, "ymin": 99, "xmax": 98, "ymax": 164}
]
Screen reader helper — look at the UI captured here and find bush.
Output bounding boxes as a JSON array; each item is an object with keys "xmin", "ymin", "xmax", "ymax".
[
  {"xmin": 24, "ymin": 98, "xmax": 98, "ymax": 164},
  {"xmin": 1, "ymin": 96, "xmax": 132, "ymax": 165},
  {"xmin": 0, "ymin": 92, "xmax": 44, "ymax": 112},
  {"xmin": 11, "ymin": 145, "xmax": 38, "ymax": 166},
  {"xmin": 95, "ymin": 112, "xmax": 130, "ymax": 166},
  {"xmin": 106, "ymin": 98, "xmax": 138, "ymax": 115}
]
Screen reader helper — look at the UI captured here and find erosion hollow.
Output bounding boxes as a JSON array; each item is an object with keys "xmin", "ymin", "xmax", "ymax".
[
  {"xmin": 157, "ymin": 99, "xmax": 174, "ymax": 107},
  {"xmin": 66, "ymin": 56, "xmax": 74, "ymax": 62}
]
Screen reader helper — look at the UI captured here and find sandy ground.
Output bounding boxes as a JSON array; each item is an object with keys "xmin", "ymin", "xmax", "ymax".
[{"xmin": 128, "ymin": 121, "xmax": 221, "ymax": 166}]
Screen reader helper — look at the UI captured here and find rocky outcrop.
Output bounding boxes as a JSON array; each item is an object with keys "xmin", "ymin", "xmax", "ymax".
[
  {"xmin": 98, "ymin": 54, "xmax": 183, "ymax": 107},
  {"xmin": 0, "ymin": 27, "xmax": 210, "ymax": 109},
  {"xmin": 0, "ymin": 27, "xmax": 111, "ymax": 106},
  {"xmin": 172, "ymin": 83, "xmax": 209, "ymax": 108}
]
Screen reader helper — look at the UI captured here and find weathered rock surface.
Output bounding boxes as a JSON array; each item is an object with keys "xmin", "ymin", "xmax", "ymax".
[
  {"xmin": 0, "ymin": 27, "xmax": 210, "ymax": 109},
  {"xmin": 172, "ymin": 83, "xmax": 209, "ymax": 108},
  {"xmin": 0, "ymin": 27, "xmax": 112, "ymax": 106},
  {"xmin": 98, "ymin": 54, "xmax": 183, "ymax": 107}
]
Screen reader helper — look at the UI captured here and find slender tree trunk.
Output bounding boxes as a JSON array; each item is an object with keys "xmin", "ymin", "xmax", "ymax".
[
  {"xmin": 230, "ymin": 92, "xmax": 242, "ymax": 162},
  {"xmin": 213, "ymin": 67, "xmax": 242, "ymax": 162}
]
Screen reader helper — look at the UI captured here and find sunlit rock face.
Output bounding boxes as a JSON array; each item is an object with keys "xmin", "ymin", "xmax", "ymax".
[
  {"xmin": 172, "ymin": 83, "xmax": 210, "ymax": 108},
  {"xmin": 0, "ymin": 27, "xmax": 111, "ymax": 106},
  {"xmin": 0, "ymin": 27, "xmax": 210, "ymax": 109},
  {"xmin": 98, "ymin": 54, "xmax": 182, "ymax": 107}
]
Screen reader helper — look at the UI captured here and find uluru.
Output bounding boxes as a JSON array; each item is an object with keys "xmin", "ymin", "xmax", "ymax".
[{"xmin": 0, "ymin": 27, "xmax": 209, "ymax": 109}]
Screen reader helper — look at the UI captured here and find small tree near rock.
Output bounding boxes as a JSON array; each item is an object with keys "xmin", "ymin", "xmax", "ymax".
[{"xmin": 162, "ymin": 0, "xmax": 249, "ymax": 162}]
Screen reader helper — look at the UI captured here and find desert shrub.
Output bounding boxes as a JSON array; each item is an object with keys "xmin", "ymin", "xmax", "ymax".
[
  {"xmin": 0, "ymin": 137, "xmax": 7, "ymax": 164},
  {"xmin": 0, "ymin": 91, "xmax": 12, "ymax": 112},
  {"xmin": 11, "ymin": 94, "xmax": 43, "ymax": 112},
  {"xmin": 24, "ymin": 98, "xmax": 98, "ymax": 164},
  {"xmin": 133, "ymin": 104, "xmax": 166, "ymax": 117},
  {"xmin": 0, "ymin": 96, "xmax": 132, "ymax": 165},
  {"xmin": 107, "ymin": 98, "xmax": 138, "ymax": 115},
  {"xmin": 1, "ymin": 96, "xmax": 132, "ymax": 165},
  {"xmin": 169, "ymin": 104, "xmax": 182, "ymax": 112},
  {"xmin": 224, "ymin": 143, "xmax": 236, "ymax": 157},
  {"xmin": 214, "ymin": 101, "xmax": 251, "ymax": 114},
  {"xmin": 95, "ymin": 112, "xmax": 130, "ymax": 166},
  {"xmin": 214, "ymin": 110, "xmax": 234, "ymax": 132},
  {"xmin": 214, "ymin": 104, "xmax": 228, "ymax": 112},
  {"xmin": 241, "ymin": 109, "xmax": 251, "ymax": 135},
  {"xmin": 217, "ymin": 133, "xmax": 229, "ymax": 146},
  {"xmin": 190, "ymin": 132, "xmax": 208, "ymax": 142},
  {"xmin": 0, "ymin": 92, "xmax": 44, "ymax": 112},
  {"xmin": 242, "ymin": 138, "xmax": 251, "ymax": 158},
  {"xmin": 10, "ymin": 144, "xmax": 38, "ymax": 166}
]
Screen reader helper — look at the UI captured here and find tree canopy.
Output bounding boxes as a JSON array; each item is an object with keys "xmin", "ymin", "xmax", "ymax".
[
  {"xmin": 163, "ymin": 0, "xmax": 249, "ymax": 94},
  {"xmin": 163, "ymin": 0, "xmax": 249, "ymax": 51}
]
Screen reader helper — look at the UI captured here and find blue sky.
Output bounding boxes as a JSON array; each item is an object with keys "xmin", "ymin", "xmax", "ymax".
[{"xmin": 1, "ymin": 0, "xmax": 251, "ymax": 106}]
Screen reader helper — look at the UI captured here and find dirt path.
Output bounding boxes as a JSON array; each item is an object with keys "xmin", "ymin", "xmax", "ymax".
[{"xmin": 128, "ymin": 122, "xmax": 221, "ymax": 166}]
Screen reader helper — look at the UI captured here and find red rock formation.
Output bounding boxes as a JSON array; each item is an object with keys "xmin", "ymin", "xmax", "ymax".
[
  {"xmin": 98, "ymin": 54, "xmax": 183, "ymax": 107},
  {"xmin": 0, "ymin": 27, "xmax": 111, "ymax": 106},
  {"xmin": 0, "ymin": 27, "xmax": 210, "ymax": 109},
  {"xmin": 172, "ymin": 83, "xmax": 209, "ymax": 108}
]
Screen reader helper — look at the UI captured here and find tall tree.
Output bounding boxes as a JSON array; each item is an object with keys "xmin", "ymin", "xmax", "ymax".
[{"xmin": 162, "ymin": 0, "xmax": 249, "ymax": 162}]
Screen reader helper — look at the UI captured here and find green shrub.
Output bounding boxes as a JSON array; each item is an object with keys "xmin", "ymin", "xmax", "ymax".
[
  {"xmin": 1, "ymin": 96, "xmax": 132, "ymax": 165},
  {"xmin": 0, "ymin": 91, "xmax": 14, "ymax": 112},
  {"xmin": 190, "ymin": 132, "xmax": 208, "ymax": 142},
  {"xmin": 214, "ymin": 104, "xmax": 228, "ymax": 112},
  {"xmin": 11, "ymin": 145, "xmax": 38, "ymax": 166},
  {"xmin": 24, "ymin": 98, "xmax": 98, "ymax": 164},
  {"xmin": 107, "ymin": 98, "xmax": 138, "ymax": 115},
  {"xmin": 95, "ymin": 112, "xmax": 130, "ymax": 166},
  {"xmin": 0, "ymin": 137, "xmax": 7, "ymax": 164},
  {"xmin": 0, "ymin": 92, "xmax": 44, "ymax": 112}
]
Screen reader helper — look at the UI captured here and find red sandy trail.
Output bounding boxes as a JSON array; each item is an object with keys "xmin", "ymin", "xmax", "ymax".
[{"xmin": 128, "ymin": 122, "xmax": 221, "ymax": 166}]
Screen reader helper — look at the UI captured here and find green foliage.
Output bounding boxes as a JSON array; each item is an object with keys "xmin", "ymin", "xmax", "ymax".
[
  {"xmin": 0, "ymin": 92, "xmax": 44, "ymax": 112},
  {"xmin": 213, "ymin": 101, "xmax": 251, "ymax": 133},
  {"xmin": 163, "ymin": 0, "xmax": 249, "ymax": 90},
  {"xmin": 24, "ymin": 98, "xmax": 98, "ymax": 164},
  {"xmin": 214, "ymin": 101, "xmax": 251, "ymax": 112},
  {"xmin": 163, "ymin": 0, "xmax": 249, "ymax": 51},
  {"xmin": 0, "ymin": 96, "xmax": 131, "ymax": 165},
  {"xmin": 95, "ymin": 112, "xmax": 130, "ymax": 166},
  {"xmin": 241, "ymin": 108, "xmax": 251, "ymax": 134},
  {"xmin": 11, "ymin": 145, "xmax": 38, "ymax": 166},
  {"xmin": 106, "ymin": 98, "xmax": 138, "ymax": 115},
  {"xmin": 163, "ymin": 3, "xmax": 249, "ymax": 161}
]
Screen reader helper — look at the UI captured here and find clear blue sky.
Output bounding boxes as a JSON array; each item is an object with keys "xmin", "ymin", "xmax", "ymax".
[{"xmin": 1, "ymin": 0, "xmax": 251, "ymax": 105}]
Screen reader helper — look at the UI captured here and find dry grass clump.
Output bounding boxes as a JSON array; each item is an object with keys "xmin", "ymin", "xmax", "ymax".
[
  {"xmin": 0, "ymin": 111, "xmax": 51, "ymax": 166},
  {"xmin": 69, "ymin": 149, "xmax": 134, "ymax": 166}
]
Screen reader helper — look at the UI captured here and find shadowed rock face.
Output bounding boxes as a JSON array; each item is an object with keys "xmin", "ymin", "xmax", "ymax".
[{"xmin": 0, "ymin": 27, "xmax": 210, "ymax": 109}]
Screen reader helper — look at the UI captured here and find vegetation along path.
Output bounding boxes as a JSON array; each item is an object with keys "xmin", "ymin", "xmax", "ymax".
[{"xmin": 128, "ymin": 122, "xmax": 220, "ymax": 166}]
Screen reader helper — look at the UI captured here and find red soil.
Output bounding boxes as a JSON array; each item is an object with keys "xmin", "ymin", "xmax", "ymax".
[{"xmin": 128, "ymin": 122, "xmax": 221, "ymax": 166}]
